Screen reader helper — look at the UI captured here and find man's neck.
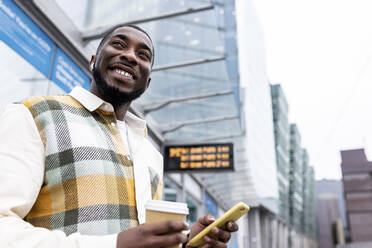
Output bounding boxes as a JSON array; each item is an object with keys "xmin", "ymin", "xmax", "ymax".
[
  {"xmin": 114, "ymin": 103, "xmax": 131, "ymax": 121},
  {"xmin": 89, "ymin": 84, "xmax": 131, "ymax": 121}
]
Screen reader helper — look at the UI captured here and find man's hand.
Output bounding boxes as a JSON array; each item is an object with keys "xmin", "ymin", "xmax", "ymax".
[
  {"xmin": 186, "ymin": 215, "xmax": 239, "ymax": 248},
  {"xmin": 117, "ymin": 220, "xmax": 189, "ymax": 248}
]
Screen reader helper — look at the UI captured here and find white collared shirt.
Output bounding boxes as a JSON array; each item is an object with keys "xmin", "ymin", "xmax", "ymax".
[
  {"xmin": 117, "ymin": 119, "xmax": 132, "ymax": 157},
  {"xmin": 0, "ymin": 87, "xmax": 163, "ymax": 248}
]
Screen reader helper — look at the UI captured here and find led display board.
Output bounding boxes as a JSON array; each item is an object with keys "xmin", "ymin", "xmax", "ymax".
[{"xmin": 164, "ymin": 143, "xmax": 234, "ymax": 172}]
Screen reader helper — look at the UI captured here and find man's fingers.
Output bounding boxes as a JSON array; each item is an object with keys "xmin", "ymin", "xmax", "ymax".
[
  {"xmin": 225, "ymin": 221, "xmax": 239, "ymax": 232},
  {"xmin": 152, "ymin": 232, "xmax": 188, "ymax": 247},
  {"xmin": 203, "ymin": 235, "xmax": 227, "ymax": 248},
  {"xmin": 144, "ymin": 220, "xmax": 189, "ymax": 235},
  {"xmin": 217, "ymin": 229, "xmax": 232, "ymax": 242},
  {"xmin": 210, "ymin": 226, "xmax": 231, "ymax": 243},
  {"xmin": 197, "ymin": 214, "xmax": 215, "ymax": 226}
]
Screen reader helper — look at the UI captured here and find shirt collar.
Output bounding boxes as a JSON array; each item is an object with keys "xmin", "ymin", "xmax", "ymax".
[
  {"xmin": 69, "ymin": 86, "xmax": 112, "ymax": 112},
  {"xmin": 69, "ymin": 86, "xmax": 147, "ymax": 136}
]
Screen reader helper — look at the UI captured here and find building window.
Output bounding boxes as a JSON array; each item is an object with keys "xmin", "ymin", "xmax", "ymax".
[
  {"xmin": 163, "ymin": 177, "xmax": 179, "ymax": 202},
  {"xmin": 186, "ymin": 195, "xmax": 198, "ymax": 225}
]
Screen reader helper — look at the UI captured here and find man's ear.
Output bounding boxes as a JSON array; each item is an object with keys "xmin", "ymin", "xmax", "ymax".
[
  {"xmin": 89, "ymin": 55, "xmax": 96, "ymax": 71},
  {"xmin": 146, "ymin": 77, "xmax": 151, "ymax": 89}
]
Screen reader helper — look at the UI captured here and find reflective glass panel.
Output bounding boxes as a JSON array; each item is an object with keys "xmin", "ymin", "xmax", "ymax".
[
  {"xmin": 0, "ymin": 41, "xmax": 64, "ymax": 108},
  {"xmin": 53, "ymin": 0, "xmax": 242, "ymax": 142}
]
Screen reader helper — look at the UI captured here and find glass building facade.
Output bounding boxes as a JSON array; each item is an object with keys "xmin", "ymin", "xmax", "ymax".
[
  {"xmin": 303, "ymin": 166, "xmax": 316, "ymax": 237},
  {"xmin": 301, "ymin": 149, "xmax": 317, "ymax": 238},
  {"xmin": 55, "ymin": 0, "xmax": 279, "ymax": 214},
  {"xmin": 271, "ymin": 84, "xmax": 290, "ymax": 223},
  {"xmin": 55, "ymin": 0, "xmax": 242, "ymax": 143},
  {"xmin": 0, "ymin": 0, "xmax": 317, "ymax": 247},
  {"xmin": 289, "ymin": 124, "xmax": 303, "ymax": 230},
  {"xmin": 272, "ymin": 86, "xmax": 317, "ymax": 243},
  {"xmin": 301, "ymin": 149, "xmax": 309, "ymax": 233}
]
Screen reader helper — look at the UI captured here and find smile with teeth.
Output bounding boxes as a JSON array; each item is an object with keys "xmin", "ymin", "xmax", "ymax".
[{"xmin": 114, "ymin": 68, "xmax": 133, "ymax": 79}]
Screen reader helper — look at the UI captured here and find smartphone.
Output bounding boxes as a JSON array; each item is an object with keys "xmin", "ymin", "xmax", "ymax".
[{"xmin": 187, "ymin": 202, "xmax": 250, "ymax": 247}]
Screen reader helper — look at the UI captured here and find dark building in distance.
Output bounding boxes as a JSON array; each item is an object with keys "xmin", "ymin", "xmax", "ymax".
[
  {"xmin": 317, "ymin": 194, "xmax": 341, "ymax": 248},
  {"xmin": 316, "ymin": 180, "xmax": 347, "ymax": 248},
  {"xmin": 341, "ymin": 149, "xmax": 372, "ymax": 243}
]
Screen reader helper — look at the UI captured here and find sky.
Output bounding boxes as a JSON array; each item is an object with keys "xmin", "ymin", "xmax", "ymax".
[{"xmin": 251, "ymin": 0, "xmax": 372, "ymax": 180}]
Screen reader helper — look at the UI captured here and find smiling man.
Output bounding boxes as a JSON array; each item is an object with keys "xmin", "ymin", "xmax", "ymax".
[{"xmin": 0, "ymin": 25, "xmax": 238, "ymax": 248}]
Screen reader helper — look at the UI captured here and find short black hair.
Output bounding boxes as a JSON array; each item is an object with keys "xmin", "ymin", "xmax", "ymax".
[{"xmin": 95, "ymin": 24, "xmax": 155, "ymax": 67}]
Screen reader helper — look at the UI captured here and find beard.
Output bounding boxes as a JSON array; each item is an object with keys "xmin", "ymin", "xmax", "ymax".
[{"xmin": 92, "ymin": 66, "xmax": 146, "ymax": 106}]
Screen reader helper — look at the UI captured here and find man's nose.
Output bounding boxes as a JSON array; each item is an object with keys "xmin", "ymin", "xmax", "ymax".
[{"xmin": 120, "ymin": 49, "xmax": 137, "ymax": 66}]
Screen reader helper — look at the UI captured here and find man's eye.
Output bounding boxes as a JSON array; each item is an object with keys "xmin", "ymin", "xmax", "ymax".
[
  {"xmin": 139, "ymin": 52, "xmax": 150, "ymax": 60},
  {"xmin": 112, "ymin": 41, "xmax": 126, "ymax": 48}
]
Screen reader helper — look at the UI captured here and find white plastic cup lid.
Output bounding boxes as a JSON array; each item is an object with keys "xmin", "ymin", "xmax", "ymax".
[{"xmin": 145, "ymin": 200, "xmax": 189, "ymax": 215}]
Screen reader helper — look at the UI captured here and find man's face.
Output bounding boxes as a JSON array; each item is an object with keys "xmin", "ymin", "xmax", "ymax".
[{"xmin": 92, "ymin": 26, "xmax": 153, "ymax": 105}]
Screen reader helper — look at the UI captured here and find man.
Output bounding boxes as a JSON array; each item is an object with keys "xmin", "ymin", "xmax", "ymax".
[{"xmin": 0, "ymin": 24, "xmax": 238, "ymax": 248}]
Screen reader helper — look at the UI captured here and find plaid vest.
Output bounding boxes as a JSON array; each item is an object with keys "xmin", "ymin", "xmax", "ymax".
[{"xmin": 22, "ymin": 95, "xmax": 162, "ymax": 235}]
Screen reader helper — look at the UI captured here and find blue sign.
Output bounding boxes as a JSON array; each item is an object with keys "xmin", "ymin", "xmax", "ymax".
[
  {"xmin": 51, "ymin": 48, "xmax": 90, "ymax": 92},
  {"xmin": 0, "ymin": 0, "xmax": 54, "ymax": 77},
  {"xmin": 204, "ymin": 193, "xmax": 218, "ymax": 217}
]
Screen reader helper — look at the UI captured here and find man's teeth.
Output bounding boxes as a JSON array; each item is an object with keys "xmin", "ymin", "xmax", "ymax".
[{"xmin": 114, "ymin": 69, "xmax": 133, "ymax": 79}]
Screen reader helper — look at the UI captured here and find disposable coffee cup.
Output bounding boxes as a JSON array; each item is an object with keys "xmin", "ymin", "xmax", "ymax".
[{"xmin": 145, "ymin": 200, "xmax": 189, "ymax": 248}]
